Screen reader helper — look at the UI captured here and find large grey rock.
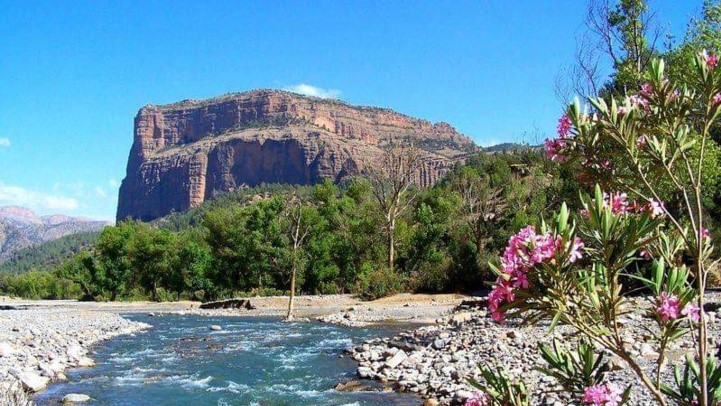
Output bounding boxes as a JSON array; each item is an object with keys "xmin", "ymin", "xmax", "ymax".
[
  {"xmin": 385, "ymin": 350, "xmax": 408, "ymax": 369},
  {"xmin": 0, "ymin": 342, "xmax": 17, "ymax": 357},
  {"xmin": 63, "ymin": 393, "xmax": 91, "ymax": 403},
  {"xmin": 16, "ymin": 371, "xmax": 50, "ymax": 392}
]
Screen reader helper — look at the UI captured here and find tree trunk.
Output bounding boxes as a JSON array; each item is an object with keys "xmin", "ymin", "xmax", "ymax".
[
  {"xmin": 286, "ymin": 265, "xmax": 297, "ymax": 321},
  {"xmin": 388, "ymin": 219, "xmax": 395, "ymax": 273}
]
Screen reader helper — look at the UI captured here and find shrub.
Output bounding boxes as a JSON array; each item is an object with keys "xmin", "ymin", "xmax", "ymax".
[{"xmin": 354, "ymin": 263, "xmax": 404, "ymax": 300}]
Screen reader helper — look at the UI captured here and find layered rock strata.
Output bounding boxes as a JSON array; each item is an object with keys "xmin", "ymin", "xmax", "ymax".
[{"xmin": 118, "ymin": 90, "xmax": 477, "ymax": 221}]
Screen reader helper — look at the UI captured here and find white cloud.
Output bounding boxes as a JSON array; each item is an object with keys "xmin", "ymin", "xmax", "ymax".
[
  {"xmin": 283, "ymin": 83, "xmax": 341, "ymax": 99},
  {"xmin": 108, "ymin": 178, "xmax": 120, "ymax": 189},
  {"xmin": 0, "ymin": 182, "xmax": 79, "ymax": 212},
  {"xmin": 94, "ymin": 186, "xmax": 107, "ymax": 199},
  {"xmin": 0, "ymin": 138, "xmax": 10, "ymax": 148}
]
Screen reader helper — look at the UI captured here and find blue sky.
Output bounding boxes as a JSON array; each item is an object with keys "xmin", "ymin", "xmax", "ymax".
[{"xmin": 0, "ymin": 1, "xmax": 702, "ymax": 221}]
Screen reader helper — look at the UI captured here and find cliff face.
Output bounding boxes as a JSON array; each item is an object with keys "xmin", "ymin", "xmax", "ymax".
[{"xmin": 117, "ymin": 90, "xmax": 477, "ymax": 221}]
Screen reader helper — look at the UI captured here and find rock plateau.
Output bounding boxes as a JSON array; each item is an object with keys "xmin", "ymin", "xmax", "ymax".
[{"xmin": 117, "ymin": 89, "xmax": 478, "ymax": 221}]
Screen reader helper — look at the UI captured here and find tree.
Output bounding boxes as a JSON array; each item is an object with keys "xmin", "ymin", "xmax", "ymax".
[
  {"xmin": 130, "ymin": 224, "xmax": 177, "ymax": 301},
  {"xmin": 94, "ymin": 222, "xmax": 136, "ymax": 300},
  {"xmin": 367, "ymin": 146, "xmax": 423, "ymax": 273},
  {"xmin": 555, "ymin": 0, "xmax": 662, "ymax": 103},
  {"xmin": 282, "ymin": 196, "xmax": 313, "ymax": 321},
  {"xmin": 451, "ymin": 166, "xmax": 506, "ymax": 256}
]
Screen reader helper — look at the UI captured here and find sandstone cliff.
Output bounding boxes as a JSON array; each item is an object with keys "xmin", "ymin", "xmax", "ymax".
[{"xmin": 117, "ymin": 89, "xmax": 478, "ymax": 221}]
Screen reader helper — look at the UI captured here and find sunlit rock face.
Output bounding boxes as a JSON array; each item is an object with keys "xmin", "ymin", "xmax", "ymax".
[{"xmin": 117, "ymin": 89, "xmax": 478, "ymax": 222}]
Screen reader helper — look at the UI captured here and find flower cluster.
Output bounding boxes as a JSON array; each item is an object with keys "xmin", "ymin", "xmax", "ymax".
[
  {"xmin": 595, "ymin": 192, "xmax": 664, "ymax": 218},
  {"xmin": 640, "ymin": 82, "xmax": 653, "ymax": 95},
  {"xmin": 545, "ymin": 138, "xmax": 566, "ymax": 162},
  {"xmin": 583, "ymin": 383, "xmax": 623, "ymax": 406},
  {"xmin": 488, "ymin": 226, "xmax": 584, "ymax": 322},
  {"xmin": 655, "ymin": 291, "xmax": 700, "ymax": 323},
  {"xmin": 545, "ymin": 115, "xmax": 574, "ymax": 162},
  {"xmin": 701, "ymin": 49, "xmax": 719, "ymax": 69},
  {"xmin": 628, "ymin": 94, "xmax": 649, "ymax": 111},
  {"xmin": 464, "ymin": 391, "xmax": 491, "ymax": 406}
]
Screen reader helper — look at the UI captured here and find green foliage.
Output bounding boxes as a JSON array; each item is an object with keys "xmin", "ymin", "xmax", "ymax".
[
  {"xmin": 468, "ymin": 364, "xmax": 530, "ymax": 406},
  {"xmin": 354, "ymin": 264, "xmax": 404, "ymax": 300},
  {"xmin": 0, "ymin": 270, "xmax": 80, "ymax": 300},
  {"xmin": 662, "ymin": 356, "xmax": 721, "ymax": 405},
  {"xmin": 537, "ymin": 340, "xmax": 632, "ymax": 404},
  {"xmin": 0, "ymin": 150, "xmax": 571, "ymax": 301}
]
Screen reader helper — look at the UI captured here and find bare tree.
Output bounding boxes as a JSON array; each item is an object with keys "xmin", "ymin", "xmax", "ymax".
[
  {"xmin": 555, "ymin": 0, "xmax": 663, "ymax": 104},
  {"xmin": 283, "ymin": 196, "xmax": 311, "ymax": 321},
  {"xmin": 451, "ymin": 167, "xmax": 506, "ymax": 255},
  {"xmin": 367, "ymin": 145, "xmax": 423, "ymax": 273}
]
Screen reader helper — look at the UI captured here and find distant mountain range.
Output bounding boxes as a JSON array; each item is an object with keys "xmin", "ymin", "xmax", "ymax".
[{"xmin": 0, "ymin": 206, "xmax": 110, "ymax": 261}]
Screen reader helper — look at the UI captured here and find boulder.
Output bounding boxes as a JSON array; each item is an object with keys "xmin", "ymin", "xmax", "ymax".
[
  {"xmin": 16, "ymin": 371, "xmax": 50, "ymax": 392},
  {"xmin": 209, "ymin": 325, "xmax": 222, "ymax": 331},
  {"xmin": 77, "ymin": 357, "xmax": 95, "ymax": 367},
  {"xmin": 385, "ymin": 350, "xmax": 408, "ymax": 369},
  {"xmin": 63, "ymin": 393, "xmax": 91, "ymax": 403},
  {"xmin": 0, "ymin": 341, "xmax": 17, "ymax": 357}
]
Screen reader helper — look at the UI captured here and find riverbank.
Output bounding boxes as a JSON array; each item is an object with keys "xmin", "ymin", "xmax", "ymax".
[
  {"xmin": 0, "ymin": 305, "xmax": 151, "ymax": 404},
  {"xmin": 348, "ymin": 293, "xmax": 721, "ymax": 405}
]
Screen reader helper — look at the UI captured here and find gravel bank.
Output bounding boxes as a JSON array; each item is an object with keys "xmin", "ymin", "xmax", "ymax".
[
  {"xmin": 0, "ymin": 308, "xmax": 150, "ymax": 404},
  {"xmin": 349, "ymin": 295, "xmax": 721, "ymax": 405}
]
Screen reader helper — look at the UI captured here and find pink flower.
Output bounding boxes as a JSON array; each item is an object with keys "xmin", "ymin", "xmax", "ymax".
[
  {"xmin": 511, "ymin": 270, "xmax": 529, "ymax": 289},
  {"xmin": 557, "ymin": 114, "xmax": 572, "ymax": 138},
  {"xmin": 669, "ymin": 90, "xmax": 681, "ymax": 102},
  {"xmin": 701, "ymin": 49, "xmax": 719, "ymax": 69},
  {"xmin": 530, "ymin": 233, "xmax": 557, "ymax": 263},
  {"xmin": 603, "ymin": 192, "xmax": 628, "ymax": 214},
  {"xmin": 629, "ymin": 94, "xmax": 649, "ymax": 111},
  {"xmin": 489, "ymin": 225, "xmax": 564, "ymax": 323},
  {"xmin": 702, "ymin": 228, "xmax": 711, "ymax": 240},
  {"xmin": 682, "ymin": 303, "xmax": 700, "ymax": 322},
  {"xmin": 640, "ymin": 249, "xmax": 651, "ymax": 260},
  {"xmin": 617, "ymin": 106, "xmax": 628, "ymax": 116},
  {"xmin": 646, "ymin": 199, "xmax": 665, "ymax": 218},
  {"xmin": 637, "ymin": 135, "xmax": 647, "ymax": 148},
  {"xmin": 545, "ymin": 138, "xmax": 566, "ymax": 162},
  {"xmin": 491, "ymin": 310, "xmax": 505, "ymax": 323},
  {"xmin": 464, "ymin": 391, "xmax": 491, "ymax": 406},
  {"xmin": 640, "ymin": 82, "xmax": 654, "ymax": 95},
  {"xmin": 580, "ymin": 208, "xmax": 589, "ymax": 219},
  {"xmin": 568, "ymin": 237, "xmax": 585, "ymax": 263},
  {"xmin": 714, "ymin": 93, "xmax": 721, "ymax": 105},
  {"xmin": 583, "ymin": 383, "xmax": 623, "ymax": 406},
  {"xmin": 656, "ymin": 292, "xmax": 681, "ymax": 322}
]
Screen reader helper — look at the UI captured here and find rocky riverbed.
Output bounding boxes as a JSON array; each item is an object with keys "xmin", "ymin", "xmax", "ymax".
[
  {"xmin": 348, "ymin": 295, "xmax": 721, "ymax": 405},
  {"xmin": 0, "ymin": 308, "xmax": 150, "ymax": 404}
]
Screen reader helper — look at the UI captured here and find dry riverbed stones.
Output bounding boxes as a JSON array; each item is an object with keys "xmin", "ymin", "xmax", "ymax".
[
  {"xmin": 0, "ymin": 308, "xmax": 150, "ymax": 402},
  {"xmin": 348, "ymin": 295, "xmax": 721, "ymax": 406}
]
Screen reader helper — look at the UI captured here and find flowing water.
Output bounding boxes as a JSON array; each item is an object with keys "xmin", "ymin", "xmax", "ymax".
[{"xmin": 34, "ymin": 314, "xmax": 419, "ymax": 406}]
